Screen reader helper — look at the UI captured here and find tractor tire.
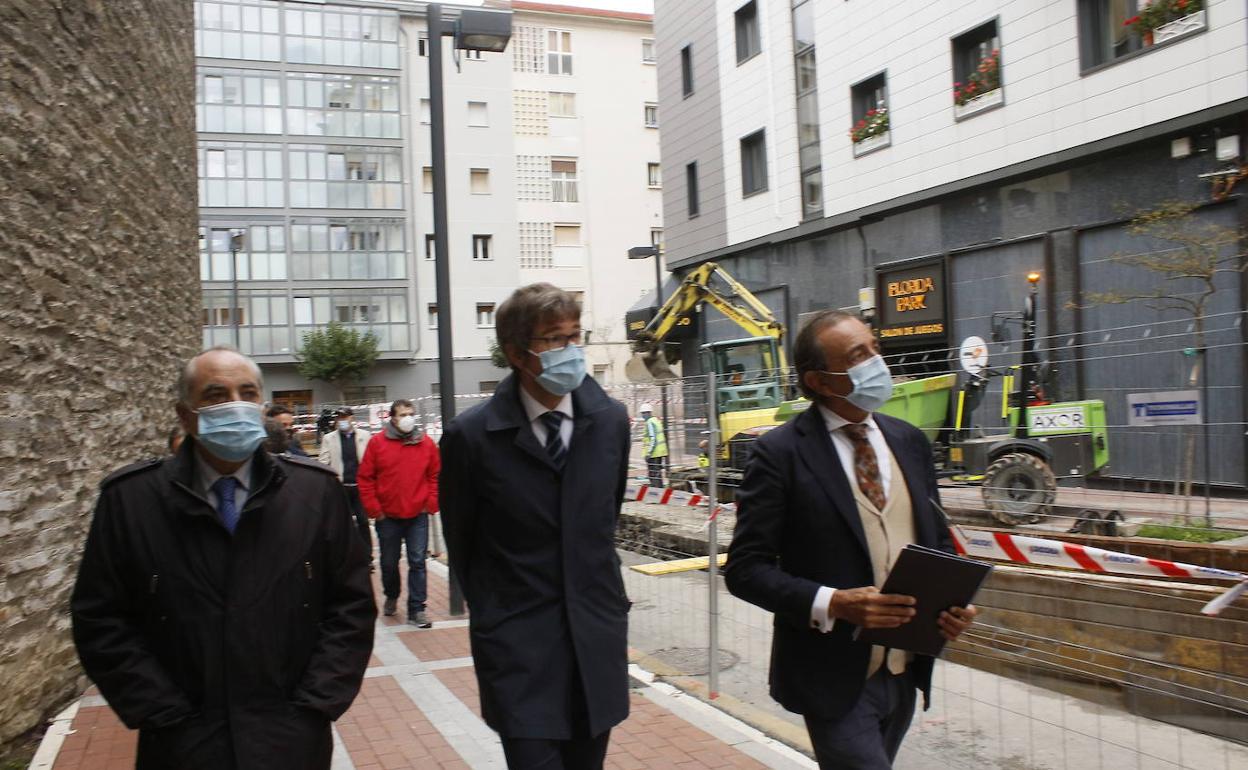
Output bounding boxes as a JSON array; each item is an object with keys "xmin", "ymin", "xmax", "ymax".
[{"xmin": 981, "ymin": 452, "xmax": 1056, "ymax": 526}]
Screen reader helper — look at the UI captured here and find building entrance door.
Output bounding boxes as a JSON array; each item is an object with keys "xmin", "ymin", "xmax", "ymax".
[{"xmin": 272, "ymin": 389, "xmax": 314, "ymax": 416}]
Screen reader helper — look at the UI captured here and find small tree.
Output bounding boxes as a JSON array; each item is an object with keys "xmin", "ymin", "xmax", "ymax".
[
  {"xmin": 296, "ymin": 321, "xmax": 380, "ymax": 401},
  {"xmin": 1077, "ymin": 201, "xmax": 1245, "ymax": 523},
  {"xmin": 487, "ymin": 338, "xmax": 509, "ymax": 369}
]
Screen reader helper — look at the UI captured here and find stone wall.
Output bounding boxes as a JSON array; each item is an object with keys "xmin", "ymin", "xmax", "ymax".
[{"xmin": 0, "ymin": 0, "xmax": 198, "ymax": 745}]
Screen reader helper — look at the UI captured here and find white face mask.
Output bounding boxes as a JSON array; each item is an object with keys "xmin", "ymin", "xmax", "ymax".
[{"xmin": 395, "ymin": 415, "xmax": 419, "ymax": 434}]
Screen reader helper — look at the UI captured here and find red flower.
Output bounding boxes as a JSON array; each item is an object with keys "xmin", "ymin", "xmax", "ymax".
[{"xmin": 1123, "ymin": 15, "xmax": 1140, "ymax": 26}]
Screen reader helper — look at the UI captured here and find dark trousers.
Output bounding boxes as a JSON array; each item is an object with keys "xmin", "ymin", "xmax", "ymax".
[
  {"xmin": 375, "ymin": 516, "xmax": 428, "ymax": 613},
  {"xmin": 343, "ymin": 485, "xmax": 371, "ymax": 557},
  {"xmin": 499, "ymin": 732, "xmax": 610, "ymax": 770},
  {"xmin": 803, "ymin": 668, "xmax": 917, "ymax": 770},
  {"xmin": 645, "ymin": 456, "xmax": 666, "ymax": 487}
]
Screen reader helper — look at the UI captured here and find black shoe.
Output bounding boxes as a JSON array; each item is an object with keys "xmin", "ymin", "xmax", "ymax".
[
  {"xmin": 408, "ymin": 611, "xmax": 432, "ymax": 628},
  {"xmin": 383, "ymin": 597, "xmax": 397, "ymax": 616}
]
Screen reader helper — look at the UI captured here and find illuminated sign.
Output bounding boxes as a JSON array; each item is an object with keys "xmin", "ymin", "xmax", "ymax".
[{"xmin": 875, "ymin": 257, "xmax": 948, "ymax": 347}]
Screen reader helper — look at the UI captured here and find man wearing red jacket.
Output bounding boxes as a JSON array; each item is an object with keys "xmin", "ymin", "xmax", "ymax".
[{"xmin": 358, "ymin": 398, "xmax": 440, "ymax": 627}]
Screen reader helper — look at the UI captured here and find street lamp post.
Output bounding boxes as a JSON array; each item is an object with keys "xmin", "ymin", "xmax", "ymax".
[
  {"xmin": 228, "ymin": 229, "xmax": 246, "ymax": 349},
  {"xmin": 426, "ymin": 3, "xmax": 512, "ymax": 616},
  {"xmin": 628, "ymin": 245, "xmax": 670, "ymax": 452}
]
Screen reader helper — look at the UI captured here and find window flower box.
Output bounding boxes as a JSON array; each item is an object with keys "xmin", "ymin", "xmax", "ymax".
[
  {"xmin": 852, "ymin": 130, "xmax": 890, "ymax": 157},
  {"xmin": 1154, "ymin": 9, "xmax": 1206, "ymax": 43},
  {"xmin": 953, "ymin": 86, "xmax": 1003, "ymax": 119}
]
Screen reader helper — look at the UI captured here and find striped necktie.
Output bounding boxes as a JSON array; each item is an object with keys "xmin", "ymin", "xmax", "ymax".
[{"xmin": 540, "ymin": 411, "xmax": 567, "ymax": 470}]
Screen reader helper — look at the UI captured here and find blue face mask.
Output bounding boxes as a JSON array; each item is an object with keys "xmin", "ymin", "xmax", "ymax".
[
  {"xmin": 529, "ymin": 344, "xmax": 587, "ymax": 397},
  {"xmin": 823, "ymin": 355, "xmax": 894, "ymax": 413},
  {"xmin": 193, "ymin": 401, "xmax": 267, "ymax": 462},
  {"xmin": 337, "ymin": 420, "xmax": 352, "ymax": 432}
]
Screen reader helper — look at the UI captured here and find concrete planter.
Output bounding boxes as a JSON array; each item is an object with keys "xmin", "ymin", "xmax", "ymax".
[
  {"xmin": 954, "ymin": 87, "xmax": 1004, "ymax": 119},
  {"xmin": 852, "ymin": 130, "xmax": 890, "ymax": 157},
  {"xmin": 1153, "ymin": 10, "xmax": 1206, "ymax": 44}
]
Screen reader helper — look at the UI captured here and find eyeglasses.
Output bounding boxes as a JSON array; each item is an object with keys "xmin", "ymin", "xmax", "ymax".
[{"xmin": 529, "ymin": 331, "xmax": 582, "ymax": 349}]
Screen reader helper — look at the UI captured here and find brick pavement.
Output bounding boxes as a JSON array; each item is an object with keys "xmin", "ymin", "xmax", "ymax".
[{"xmin": 35, "ymin": 558, "xmax": 813, "ymax": 769}]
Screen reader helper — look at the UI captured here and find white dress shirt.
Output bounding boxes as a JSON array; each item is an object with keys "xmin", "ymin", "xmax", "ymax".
[
  {"xmin": 193, "ymin": 451, "xmax": 253, "ymax": 516},
  {"xmin": 518, "ymin": 385, "xmax": 574, "ymax": 450},
  {"xmin": 809, "ymin": 406, "xmax": 892, "ymax": 633}
]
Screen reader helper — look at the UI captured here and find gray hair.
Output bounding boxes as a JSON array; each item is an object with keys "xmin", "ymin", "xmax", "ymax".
[
  {"xmin": 793, "ymin": 310, "xmax": 859, "ymax": 400},
  {"xmin": 176, "ymin": 345, "xmax": 265, "ymax": 405},
  {"xmin": 495, "ymin": 283, "xmax": 581, "ymax": 365}
]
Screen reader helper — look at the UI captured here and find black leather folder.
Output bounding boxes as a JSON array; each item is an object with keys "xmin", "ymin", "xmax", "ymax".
[{"xmin": 853, "ymin": 544, "xmax": 992, "ymax": 657}]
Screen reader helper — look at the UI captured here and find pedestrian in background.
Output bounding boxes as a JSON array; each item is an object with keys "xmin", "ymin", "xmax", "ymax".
[
  {"xmin": 166, "ymin": 426, "xmax": 185, "ymax": 455},
  {"xmin": 266, "ymin": 403, "xmax": 309, "ymax": 456},
  {"xmin": 262, "ymin": 418, "xmax": 289, "ymax": 454},
  {"xmin": 319, "ymin": 406, "xmax": 374, "ymax": 564},
  {"xmin": 71, "ymin": 346, "xmax": 375, "ymax": 769},
  {"xmin": 639, "ymin": 402, "xmax": 668, "ymax": 488},
  {"xmin": 441, "ymin": 283, "xmax": 632, "ymax": 770},
  {"xmin": 358, "ymin": 399, "xmax": 440, "ymax": 628}
]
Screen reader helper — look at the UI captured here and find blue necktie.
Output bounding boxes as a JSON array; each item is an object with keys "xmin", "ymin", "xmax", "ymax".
[
  {"xmin": 541, "ymin": 411, "xmax": 567, "ymax": 470},
  {"xmin": 212, "ymin": 476, "xmax": 240, "ymax": 534}
]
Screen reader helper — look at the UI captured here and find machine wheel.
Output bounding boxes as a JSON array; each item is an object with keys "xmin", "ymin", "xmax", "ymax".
[{"xmin": 981, "ymin": 452, "xmax": 1056, "ymax": 526}]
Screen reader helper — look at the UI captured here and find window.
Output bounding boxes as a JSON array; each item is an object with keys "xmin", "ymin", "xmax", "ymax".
[
  {"xmin": 343, "ymin": 385, "xmax": 386, "ymax": 403},
  {"xmin": 593, "ymin": 364, "xmax": 608, "ymax": 382},
  {"xmin": 422, "ymin": 166, "xmax": 433, "ymax": 192},
  {"xmin": 420, "ymin": 98, "xmax": 430, "ymax": 124},
  {"xmin": 287, "ymin": 221, "xmax": 405, "ymax": 280},
  {"xmin": 740, "ymin": 130, "xmax": 768, "ymax": 196},
  {"xmin": 424, "ymin": 233, "xmax": 436, "ymax": 260},
  {"xmin": 952, "ymin": 20, "xmax": 1002, "ymax": 109},
  {"xmin": 549, "ymin": 91, "xmax": 576, "ymax": 117},
  {"xmin": 478, "ymin": 380, "xmax": 500, "ymax": 393},
  {"xmin": 465, "ymin": 49, "xmax": 483, "ymax": 61},
  {"xmin": 551, "ymin": 159, "xmax": 578, "ymax": 202},
  {"xmin": 644, "ymin": 102, "xmax": 659, "ymax": 128},
  {"xmin": 1074, "ymin": 0, "xmax": 1198, "ymax": 70},
  {"xmin": 680, "ymin": 45, "xmax": 694, "ymax": 97},
  {"xmin": 792, "ymin": 0, "xmax": 822, "ymax": 219},
  {"xmin": 286, "ymin": 143, "xmax": 403, "ymax": 209},
  {"xmin": 467, "ymin": 101, "xmax": 488, "ymax": 127},
  {"xmin": 801, "ymin": 170, "xmax": 822, "ymax": 218},
  {"xmin": 850, "ymin": 73, "xmax": 889, "ymax": 148},
  {"xmin": 650, "ymin": 228, "xmax": 664, "ymax": 251},
  {"xmin": 647, "ymin": 162, "xmax": 662, "ymax": 188},
  {"xmin": 735, "ymin": 1, "xmax": 761, "ymax": 64},
  {"xmin": 547, "ymin": 29, "xmax": 573, "ymax": 75},
  {"xmin": 427, "ymin": 303, "xmax": 438, "ymax": 328},
  {"xmin": 641, "ymin": 38, "xmax": 656, "ymax": 63},
  {"xmin": 472, "ymin": 234, "xmax": 493, "ymax": 260},
  {"xmin": 417, "ymin": 34, "xmax": 428, "ymax": 57},
  {"xmin": 470, "ymin": 167, "xmax": 491, "ymax": 194},
  {"xmin": 686, "ymin": 162, "xmax": 699, "ymax": 217},
  {"xmin": 279, "ymin": 5, "xmax": 400, "ymax": 69},
  {"xmin": 476, "ymin": 302, "xmax": 496, "ymax": 327},
  {"xmin": 553, "ymin": 224, "xmax": 581, "ymax": 246}
]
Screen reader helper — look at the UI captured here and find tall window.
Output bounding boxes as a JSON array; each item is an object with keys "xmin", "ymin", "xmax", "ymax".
[
  {"xmin": 680, "ymin": 45, "xmax": 694, "ymax": 97},
  {"xmin": 424, "ymin": 233, "xmax": 436, "ymax": 260},
  {"xmin": 952, "ymin": 20, "xmax": 1002, "ymax": 109},
  {"xmin": 472, "ymin": 234, "xmax": 493, "ymax": 260},
  {"xmin": 740, "ymin": 130, "xmax": 768, "ymax": 196},
  {"xmin": 686, "ymin": 162, "xmax": 700, "ymax": 218},
  {"xmin": 476, "ymin": 303, "xmax": 496, "ymax": 327},
  {"xmin": 792, "ymin": 0, "xmax": 822, "ymax": 219},
  {"xmin": 547, "ymin": 30, "xmax": 573, "ymax": 75},
  {"xmin": 647, "ymin": 162, "xmax": 662, "ymax": 188},
  {"xmin": 427, "ymin": 303, "xmax": 438, "ymax": 328},
  {"xmin": 549, "ymin": 91, "xmax": 576, "ymax": 117},
  {"xmin": 641, "ymin": 38, "xmax": 656, "ymax": 63},
  {"xmin": 850, "ymin": 72, "xmax": 890, "ymax": 150},
  {"xmin": 644, "ymin": 102, "xmax": 659, "ymax": 128},
  {"xmin": 551, "ymin": 159, "xmax": 579, "ymax": 202},
  {"xmin": 735, "ymin": 1, "xmax": 762, "ymax": 64},
  {"xmin": 422, "ymin": 166, "xmax": 433, "ymax": 192}
]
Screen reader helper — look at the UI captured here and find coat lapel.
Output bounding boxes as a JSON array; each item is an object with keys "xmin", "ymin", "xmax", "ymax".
[
  {"xmin": 485, "ymin": 374, "xmax": 561, "ymax": 470},
  {"xmin": 877, "ymin": 415, "xmax": 938, "ymax": 547},
  {"xmin": 794, "ymin": 407, "xmax": 870, "ymax": 558}
]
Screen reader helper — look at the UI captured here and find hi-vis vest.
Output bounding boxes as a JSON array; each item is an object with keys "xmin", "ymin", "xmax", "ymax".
[{"xmin": 644, "ymin": 416, "xmax": 668, "ymax": 458}]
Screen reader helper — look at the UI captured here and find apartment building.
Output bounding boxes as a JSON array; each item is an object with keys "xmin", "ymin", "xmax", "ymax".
[
  {"xmin": 194, "ymin": 0, "xmax": 662, "ymax": 411},
  {"xmin": 653, "ymin": 0, "xmax": 1247, "ymax": 487}
]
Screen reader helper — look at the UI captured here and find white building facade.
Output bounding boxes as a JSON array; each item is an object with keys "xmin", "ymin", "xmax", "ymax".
[
  {"xmin": 653, "ymin": 0, "xmax": 1248, "ymax": 487},
  {"xmin": 194, "ymin": 0, "xmax": 662, "ymax": 410}
]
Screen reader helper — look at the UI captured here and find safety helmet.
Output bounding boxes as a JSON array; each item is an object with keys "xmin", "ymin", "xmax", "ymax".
[{"xmin": 639, "ymin": 403, "xmax": 653, "ymax": 413}]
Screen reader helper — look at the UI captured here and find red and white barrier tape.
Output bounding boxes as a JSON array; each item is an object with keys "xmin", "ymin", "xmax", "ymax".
[
  {"xmin": 949, "ymin": 526, "xmax": 1248, "ymax": 616},
  {"xmin": 623, "ymin": 482, "xmax": 735, "ymax": 526}
]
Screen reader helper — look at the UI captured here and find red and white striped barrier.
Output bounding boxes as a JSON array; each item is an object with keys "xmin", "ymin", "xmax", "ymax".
[
  {"xmin": 949, "ymin": 526, "xmax": 1248, "ymax": 616},
  {"xmin": 623, "ymin": 482, "xmax": 735, "ymax": 525}
]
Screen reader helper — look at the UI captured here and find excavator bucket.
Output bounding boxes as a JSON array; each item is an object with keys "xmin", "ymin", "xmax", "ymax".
[{"xmin": 625, "ymin": 345, "xmax": 677, "ymax": 382}]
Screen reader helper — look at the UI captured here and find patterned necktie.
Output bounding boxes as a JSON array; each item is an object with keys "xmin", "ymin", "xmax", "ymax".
[
  {"xmin": 842, "ymin": 423, "xmax": 886, "ymax": 511},
  {"xmin": 540, "ymin": 411, "xmax": 567, "ymax": 470},
  {"xmin": 212, "ymin": 476, "xmax": 241, "ymax": 534}
]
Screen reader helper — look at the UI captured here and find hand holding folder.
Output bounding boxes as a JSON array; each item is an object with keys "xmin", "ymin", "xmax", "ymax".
[{"xmin": 852, "ymin": 545, "xmax": 992, "ymax": 657}]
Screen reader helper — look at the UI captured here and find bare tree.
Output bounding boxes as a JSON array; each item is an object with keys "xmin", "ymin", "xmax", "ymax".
[{"xmin": 1077, "ymin": 201, "xmax": 1245, "ymax": 523}]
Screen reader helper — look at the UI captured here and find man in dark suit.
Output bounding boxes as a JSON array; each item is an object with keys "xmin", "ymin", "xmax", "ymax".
[
  {"xmin": 725, "ymin": 310, "xmax": 977, "ymax": 769},
  {"xmin": 440, "ymin": 283, "xmax": 632, "ymax": 770}
]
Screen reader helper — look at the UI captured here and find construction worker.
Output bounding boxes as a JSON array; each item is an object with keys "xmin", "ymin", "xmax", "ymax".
[{"xmin": 640, "ymin": 403, "xmax": 668, "ymax": 488}]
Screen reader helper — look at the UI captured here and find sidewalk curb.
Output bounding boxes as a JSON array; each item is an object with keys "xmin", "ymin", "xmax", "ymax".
[{"xmin": 28, "ymin": 701, "xmax": 79, "ymax": 770}]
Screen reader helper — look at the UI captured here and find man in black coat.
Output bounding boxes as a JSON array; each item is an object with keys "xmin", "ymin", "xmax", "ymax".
[
  {"xmin": 71, "ymin": 347, "xmax": 376, "ymax": 769},
  {"xmin": 725, "ymin": 311, "xmax": 976, "ymax": 769},
  {"xmin": 440, "ymin": 283, "xmax": 631, "ymax": 770}
]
